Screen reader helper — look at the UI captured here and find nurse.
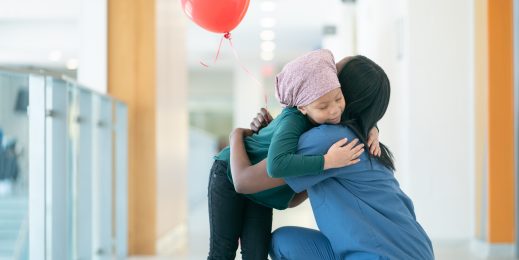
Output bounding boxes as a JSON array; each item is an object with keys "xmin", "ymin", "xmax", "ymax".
[
  {"xmin": 270, "ymin": 123, "xmax": 434, "ymax": 259},
  {"xmin": 230, "ymin": 55, "xmax": 434, "ymax": 259}
]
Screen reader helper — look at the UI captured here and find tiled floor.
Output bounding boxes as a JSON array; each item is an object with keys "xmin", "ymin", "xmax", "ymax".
[
  {"xmin": 129, "ymin": 197, "xmax": 518, "ymax": 260},
  {"xmin": 179, "ymin": 197, "xmax": 317, "ymax": 260}
]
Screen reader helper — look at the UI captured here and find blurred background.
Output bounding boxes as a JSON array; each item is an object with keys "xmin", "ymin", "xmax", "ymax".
[{"xmin": 0, "ymin": 0, "xmax": 517, "ymax": 259}]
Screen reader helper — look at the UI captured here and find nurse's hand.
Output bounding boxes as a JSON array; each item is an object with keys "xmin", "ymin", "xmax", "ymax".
[
  {"xmin": 250, "ymin": 108, "xmax": 273, "ymax": 133},
  {"xmin": 230, "ymin": 128, "xmax": 254, "ymax": 140}
]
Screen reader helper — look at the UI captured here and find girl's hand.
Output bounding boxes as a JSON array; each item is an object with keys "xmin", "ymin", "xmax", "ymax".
[
  {"xmin": 324, "ymin": 138, "xmax": 364, "ymax": 170},
  {"xmin": 250, "ymin": 108, "xmax": 273, "ymax": 133},
  {"xmin": 367, "ymin": 127, "xmax": 381, "ymax": 157}
]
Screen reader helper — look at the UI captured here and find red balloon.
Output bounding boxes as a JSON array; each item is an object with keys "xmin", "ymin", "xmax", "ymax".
[{"xmin": 181, "ymin": 0, "xmax": 250, "ymax": 34}]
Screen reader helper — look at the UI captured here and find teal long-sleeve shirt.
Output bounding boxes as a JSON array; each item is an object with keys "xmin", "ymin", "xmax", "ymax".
[
  {"xmin": 265, "ymin": 109, "xmax": 325, "ymax": 177},
  {"xmin": 215, "ymin": 107, "xmax": 325, "ymax": 209}
]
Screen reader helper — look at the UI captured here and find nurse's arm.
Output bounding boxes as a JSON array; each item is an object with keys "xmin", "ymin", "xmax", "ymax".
[
  {"xmin": 229, "ymin": 128, "xmax": 286, "ymax": 194},
  {"xmin": 288, "ymin": 190, "xmax": 308, "ymax": 208}
]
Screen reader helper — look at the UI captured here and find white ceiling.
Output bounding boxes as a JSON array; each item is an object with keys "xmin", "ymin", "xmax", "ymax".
[
  {"xmin": 0, "ymin": 0, "xmax": 345, "ymax": 70},
  {"xmin": 186, "ymin": 0, "xmax": 342, "ymax": 67},
  {"xmin": 0, "ymin": 0, "xmax": 79, "ymax": 70}
]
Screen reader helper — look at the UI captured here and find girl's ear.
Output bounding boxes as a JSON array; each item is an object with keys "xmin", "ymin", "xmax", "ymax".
[{"xmin": 297, "ymin": 106, "xmax": 307, "ymax": 115}]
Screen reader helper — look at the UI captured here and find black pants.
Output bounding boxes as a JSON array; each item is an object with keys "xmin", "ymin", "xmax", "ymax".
[{"xmin": 208, "ymin": 160, "xmax": 273, "ymax": 260}]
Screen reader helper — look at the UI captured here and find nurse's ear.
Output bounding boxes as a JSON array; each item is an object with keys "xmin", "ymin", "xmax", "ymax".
[{"xmin": 297, "ymin": 105, "xmax": 308, "ymax": 115}]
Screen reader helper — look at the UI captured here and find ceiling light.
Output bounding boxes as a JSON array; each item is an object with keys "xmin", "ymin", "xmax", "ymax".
[
  {"xmin": 66, "ymin": 59, "xmax": 79, "ymax": 70},
  {"xmin": 260, "ymin": 17, "xmax": 276, "ymax": 28},
  {"xmin": 261, "ymin": 41, "xmax": 276, "ymax": 52},
  {"xmin": 261, "ymin": 51, "xmax": 274, "ymax": 61},
  {"xmin": 260, "ymin": 30, "xmax": 275, "ymax": 41},
  {"xmin": 260, "ymin": 1, "xmax": 277, "ymax": 12}
]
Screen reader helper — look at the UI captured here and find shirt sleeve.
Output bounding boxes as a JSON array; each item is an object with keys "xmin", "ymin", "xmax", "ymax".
[{"xmin": 266, "ymin": 113, "xmax": 325, "ymax": 178}]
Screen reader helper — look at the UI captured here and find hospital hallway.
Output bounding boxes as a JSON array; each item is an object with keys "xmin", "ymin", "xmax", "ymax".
[{"xmin": 0, "ymin": 0, "xmax": 518, "ymax": 259}]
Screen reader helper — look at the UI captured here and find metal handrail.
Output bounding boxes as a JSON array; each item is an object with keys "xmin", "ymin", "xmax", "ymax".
[{"xmin": 0, "ymin": 67, "xmax": 125, "ymax": 104}]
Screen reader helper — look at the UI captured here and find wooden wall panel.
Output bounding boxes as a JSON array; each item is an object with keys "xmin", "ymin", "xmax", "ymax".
[{"xmin": 108, "ymin": 0, "xmax": 157, "ymax": 254}]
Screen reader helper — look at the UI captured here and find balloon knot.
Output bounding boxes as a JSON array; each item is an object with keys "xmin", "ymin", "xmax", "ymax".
[{"xmin": 224, "ymin": 32, "xmax": 232, "ymax": 39}]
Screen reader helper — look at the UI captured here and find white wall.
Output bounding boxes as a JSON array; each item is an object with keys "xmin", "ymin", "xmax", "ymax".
[
  {"xmin": 0, "ymin": 21, "xmax": 78, "ymax": 67},
  {"xmin": 356, "ymin": 0, "xmax": 474, "ymax": 240},
  {"xmin": 78, "ymin": 0, "xmax": 107, "ymax": 93},
  {"xmin": 356, "ymin": 0, "xmax": 411, "ymax": 188},
  {"xmin": 0, "ymin": 0, "xmax": 79, "ymax": 68},
  {"xmin": 405, "ymin": 0, "xmax": 473, "ymax": 240},
  {"xmin": 321, "ymin": 1, "xmax": 357, "ymax": 59},
  {"xmin": 0, "ymin": 0, "xmax": 107, "ymax": 93}
]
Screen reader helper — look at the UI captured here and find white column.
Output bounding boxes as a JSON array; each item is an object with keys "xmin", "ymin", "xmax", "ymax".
[
  {"xmin": 78, "ymin": 0, "xmax": 107, "ymax": 93},
  {"xmin": 233, "ymin": 63, "xmax": 264, "ymax": 128},
  {"xmin": 156, "ymin": 0, "xmax": 189, "ymax": 253}
]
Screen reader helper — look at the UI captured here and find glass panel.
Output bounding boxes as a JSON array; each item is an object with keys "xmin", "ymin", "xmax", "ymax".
[
  {"xmin": 75, "ymin": 88, "xmax": 94, "ymax": 259},
  {"xmin": 0, "ymin": 70, "xmax": 30, "ymax": 259},
  {"xmin": 67, "ymin": 85, "xmax": 80, "ymax": 259},
  {"xmin": 113, "ymin": 101, "xmax": 128, "ymax": 257},
  {"xmin": 0, "ymin": 69, "xmax": 128, "ymax": 259},
  {"xmin": 92, "ymin": 94, "xmax": 113, "ymax": 259},
  {"xmin": 44, "ymin": 77, "xmax": 71, "ymax": 259}
]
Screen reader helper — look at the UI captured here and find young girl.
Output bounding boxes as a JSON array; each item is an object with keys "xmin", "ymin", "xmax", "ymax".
[{"xmin": 208, "ymin": 49, "xmax": 376, "ymax": 260}]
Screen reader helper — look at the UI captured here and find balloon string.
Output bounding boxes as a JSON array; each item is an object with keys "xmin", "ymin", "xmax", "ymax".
[
  {"xmin": 226, "ymin": 34, "xmax": 269, "ymax": 110},
  {"xmin": 199, "ymin": 33, "xmax": 226, "ymax": 67},
  {"xmin": 214, "ymin": 34, "xmax": 227, "ymax": 62},
  {"xmin": 200, "ymin": 32, "xmax": 269, "ymax": 110}
]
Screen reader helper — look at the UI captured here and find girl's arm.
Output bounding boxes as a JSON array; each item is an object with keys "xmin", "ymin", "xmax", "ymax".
[
  {"xmin": 266, "ymin": 114, "xmax": 326, "ymax": 178},
  {"xmin": 229, "ymin": 128, "xmax": 285, "ymax": 194},
  {"xmin": 266, "ymin": 113, "xmax": 364, "ymax": 178},
  {"xmin": 367, "ymin": 126, "xmax": 381, "ymax": 156}
]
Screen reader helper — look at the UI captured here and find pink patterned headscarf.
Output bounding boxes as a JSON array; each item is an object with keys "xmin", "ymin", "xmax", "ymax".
[{"xmin": 275, "ymin": 49, "xmax": 340, "ymax": 108}]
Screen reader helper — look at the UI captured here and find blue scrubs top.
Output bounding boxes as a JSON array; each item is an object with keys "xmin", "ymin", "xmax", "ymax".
[{"xmin": 285, "ymin": 125, "xmax": 434, "ymax": 260}]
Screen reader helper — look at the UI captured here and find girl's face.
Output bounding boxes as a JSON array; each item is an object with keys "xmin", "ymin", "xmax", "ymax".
[{"xmin": 298, "ymin": 88, "xmax": 345, "ymax": 125}]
